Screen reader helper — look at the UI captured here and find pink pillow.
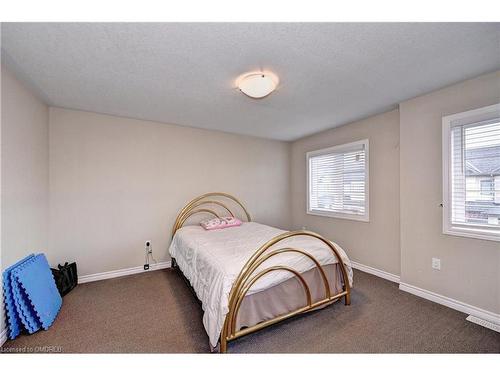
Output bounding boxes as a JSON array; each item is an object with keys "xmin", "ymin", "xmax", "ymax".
[{"xmin": 200, "ymin": 216, "xmax": 242, "ymax": 230}]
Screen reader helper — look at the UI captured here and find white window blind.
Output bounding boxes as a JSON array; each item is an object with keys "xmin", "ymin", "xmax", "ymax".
[
  {"xmin": 307, "ymin": 140, "xmax": 369, "ymax": 221},
  {"xmin": 443, "ymin": 103, "xmax": 500, "ymax": 241}
]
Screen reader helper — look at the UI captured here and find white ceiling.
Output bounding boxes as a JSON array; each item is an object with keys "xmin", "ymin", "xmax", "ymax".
[{"xmin": 2, "ymin": 23, "xmax": 499, "ymax": 141}]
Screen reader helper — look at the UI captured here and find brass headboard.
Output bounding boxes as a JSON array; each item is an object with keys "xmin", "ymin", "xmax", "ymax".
[
  {"xmin": 170, "ymin": 192, "xmax": 351, "ymax": 353},
  {"xmin": 171, "ymin": 192, "xmax": 251, "ymax": 238}
]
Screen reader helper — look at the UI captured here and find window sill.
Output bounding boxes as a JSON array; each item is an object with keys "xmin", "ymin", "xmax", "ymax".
[
  {"xmin": 443, "ymin": 226, "xmax": 500, "ymax": 242},
  {"xmin": 307, "ymin": 209, "xmax": 369, "ymax": 222}
]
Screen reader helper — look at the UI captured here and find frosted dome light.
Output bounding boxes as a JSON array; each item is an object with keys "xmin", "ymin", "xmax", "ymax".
[{"xmin": 236, "ymin": 71, "xmax": 279, "ymax": 99}]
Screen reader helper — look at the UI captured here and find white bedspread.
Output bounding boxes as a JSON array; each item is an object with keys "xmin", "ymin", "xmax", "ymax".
[{"xmin": 168, "ymin": 222, "xmax": 353, "ymax": 347}]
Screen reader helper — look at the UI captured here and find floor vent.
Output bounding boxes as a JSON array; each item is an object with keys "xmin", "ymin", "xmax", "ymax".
[{"xmin": 466, "ymin": 315, "xmax": 500, "ymax": 333}]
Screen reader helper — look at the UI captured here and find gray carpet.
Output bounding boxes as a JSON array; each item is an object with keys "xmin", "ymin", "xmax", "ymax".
[{"xmin": 2, "ymin": 269, "xmax": 499, "ymax": 353}]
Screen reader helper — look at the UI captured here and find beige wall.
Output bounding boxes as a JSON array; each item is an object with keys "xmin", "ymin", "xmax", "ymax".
[
  {"xmin": 1, "ymin": 66, "xmax": 49, "ymax": 268},
  {"xmin": 291, "ymin": 109, "xmax": 401, "ymax": 276},
  {"xmin": 1, "ymin": 65, "xmax": 49, "ymax": 335},
  {"xmin": 49, "ymin": 108, "xmax": 291, "ymax": 276},
  {"xmin": 399, "ymin": 71, "xmax": 500, "ymax": 314}
]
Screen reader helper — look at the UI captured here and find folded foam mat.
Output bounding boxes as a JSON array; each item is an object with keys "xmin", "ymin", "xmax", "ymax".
[
  {"xmin": 11, "ymin": 273, "xmax": 42, "ymax": 333},
  {"xmin": 2, "ymin": 254, "xmax": 35, "ymax": 339},
  {"xmin": 2, "ymin": 254, "xmax": 62, "ymax": 339},
  {"xmin": 14, "ymin": 255, "xmax": 62, "ymax": 329}
]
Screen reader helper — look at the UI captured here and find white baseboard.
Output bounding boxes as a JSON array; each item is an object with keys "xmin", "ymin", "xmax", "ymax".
[
  {"xmin": 350, "ymin": 261, "xmax": 400, "ymax": 283},
  {"xmin": 79, "ymin": 261, "xmax": 171, "ymax": 284},
  {"xmin": 399, "ymin": 282, "xmax": 500, "ymax": 326},
  {"xmin": 350, "ymin": 261, "xmax": 500, "ymax": 329},
  {"xmin": 0, "ymin": 328, "xmax": 7, "ymax": 347}
]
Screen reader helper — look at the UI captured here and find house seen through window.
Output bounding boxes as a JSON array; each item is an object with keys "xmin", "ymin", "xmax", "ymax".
[
  {"xmin": 456, "ymin": 121, "xmax": 500, "ymax": 226},
  {"xmin": 444, "ymin": 104, "xmax": 500, "ymax": 240}
]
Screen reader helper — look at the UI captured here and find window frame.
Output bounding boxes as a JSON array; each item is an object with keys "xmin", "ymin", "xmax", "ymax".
[
  {"xmin": 442, "ymin": 103, "xmax": 500, "ymax": 242},
  {"xmin": 306, "ymin": 139, "xmax": 370, "ymax": 222}
]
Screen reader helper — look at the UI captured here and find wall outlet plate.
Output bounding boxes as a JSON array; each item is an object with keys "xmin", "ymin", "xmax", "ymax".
[{"xmin": 432, "ymin": 258, "xmax": 441, "ymax": 270}]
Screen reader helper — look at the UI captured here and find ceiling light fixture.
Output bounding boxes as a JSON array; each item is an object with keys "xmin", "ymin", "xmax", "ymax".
[{"xmin": 236, "ymin": 71, "xmax": 279, "ymax": 99}]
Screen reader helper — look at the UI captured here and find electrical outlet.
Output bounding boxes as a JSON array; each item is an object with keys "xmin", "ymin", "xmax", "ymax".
[{"xmin": 432, "ymin": 258, "xmax": 441, "ymax": 270}]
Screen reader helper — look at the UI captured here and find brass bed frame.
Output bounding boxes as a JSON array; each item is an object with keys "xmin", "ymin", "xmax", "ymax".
[{"xmin": 171, "ymin": 192, "xmax": 351, "ymax": 353}]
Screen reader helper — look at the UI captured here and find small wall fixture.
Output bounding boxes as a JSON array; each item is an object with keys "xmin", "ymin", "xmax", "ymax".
[{"xmin": 236, "ymin": 71, "xmax": 279, "ymax": 99}]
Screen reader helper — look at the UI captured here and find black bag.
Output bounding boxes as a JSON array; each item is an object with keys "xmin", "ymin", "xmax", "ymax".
[{"xmin": 51, "ymin": 262, "xmax": 78, "ymax": 296}]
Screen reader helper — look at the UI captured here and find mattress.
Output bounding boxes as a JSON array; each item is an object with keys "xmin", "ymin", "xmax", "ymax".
[{"xmin": 168, "ymin": 222, "xmax": 353, "ymax": 347}]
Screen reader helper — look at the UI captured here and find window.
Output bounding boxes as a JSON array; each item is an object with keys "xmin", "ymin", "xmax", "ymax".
[
  {"xmin": 307, "ymin": 139, "xmax": 369, "ymax": 221},
  {"xmin": 442, "ymin": 103, "xmax": 500, "ymax": 241},
  {"xmin": 480, "ymin": 179, "xmax": 494, "ymax": 198}
]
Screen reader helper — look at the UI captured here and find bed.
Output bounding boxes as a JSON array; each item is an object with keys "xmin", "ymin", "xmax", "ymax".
[{"xmin": 169, "ymin": 192, "xmax": 353, "ymax": 353}]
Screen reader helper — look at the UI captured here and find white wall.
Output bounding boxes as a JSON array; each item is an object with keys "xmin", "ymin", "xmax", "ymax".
[
  {"xmin": 291, "ymin": 109, "xmax": 401, "ymax": 276},
  {"xmin": 399, "ymin": 71, "xmax": 500, "ymax": 314},
  {"xmin": 49, "ymin": 108, "xmax": 291, "ymax": 276},
  {"xmin": 1, "ymin": 65, "xmax": 49, "ymax": 337}
]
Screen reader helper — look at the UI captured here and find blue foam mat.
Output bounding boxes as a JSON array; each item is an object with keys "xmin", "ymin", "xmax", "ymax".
[
  {"xmin": 2, "ymin": 253, "xmax": 62, "ymax": 339},
  {"xmin": 11, "ymin": 270, "xmax": 42, "ymax": 333},
  {"xmin": 14, "ymin": 254, "xmax": 62, "ymax": 329},
  {"xmin": 2, "ymin": 254, "xmax": 35, "ymax": 339}
]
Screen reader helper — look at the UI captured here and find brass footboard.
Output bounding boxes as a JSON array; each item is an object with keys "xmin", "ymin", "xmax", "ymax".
[
  {"xmin": 220, "ymin": 230, "xmax": 351, "ymax": 353},
  {"xmin": 171, "ymin": 193, "xmax": 351, "ymax": 353}
]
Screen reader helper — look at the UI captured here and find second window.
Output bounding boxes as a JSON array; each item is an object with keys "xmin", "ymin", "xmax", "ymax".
[{"xmin": 307, "ymin": 139, "xmax": 369, "ymax": 221}]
